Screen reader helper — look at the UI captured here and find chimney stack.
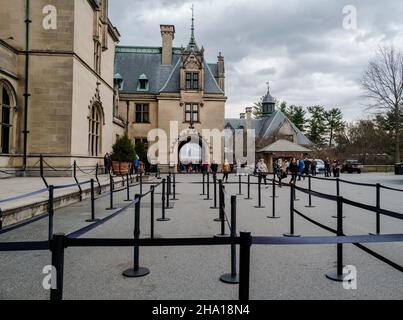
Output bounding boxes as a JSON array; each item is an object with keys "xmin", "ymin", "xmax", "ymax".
[
  {"xmin": 245, "ymin": 107, "xmax": 253, "ymax": 131},
  {"xmin": 217, "ymin": 52, "xmax": 225, "ymax": 91},
  {"xmin": 160, "ymin": 25, "xmax": 175, "ymax": 65}
]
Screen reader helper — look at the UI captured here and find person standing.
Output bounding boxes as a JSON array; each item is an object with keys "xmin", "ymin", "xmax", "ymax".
[
  {"xmin": 104, "ymin": 153, "xmax": 111, "ymax": 174},
  {"xmin": 324, "ymin": 158, "xmax": 331, "ymax": 177},
  {"xmin": 222, "ymin": 159, "xmax": 231, "ymax": 183},
  {"xmin": 311, "ymin": 159, "xmax": 317, "ymax": 176},
  {"xmin": 133, "ymin": 155, "xmax": 139, "ymax": 174},
  {"xmin": 257, "ymin": 159, "xmax": 269, "ymax": 187},
  {"xmin": 210, "ymin": 160, "xmax": 219, "ymax": 180},
  {"xmin": 298, "ymin": 158, "xmax": 305, "ymax": 181},
  {"xmin": 289, "ymin": 158, "xmax": 298, "ymax": 184}
]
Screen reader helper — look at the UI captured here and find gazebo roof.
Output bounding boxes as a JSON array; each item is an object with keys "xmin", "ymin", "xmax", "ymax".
[{"xmin": 257, "ymin": 139, "xmax": 312, "ymax": 153}]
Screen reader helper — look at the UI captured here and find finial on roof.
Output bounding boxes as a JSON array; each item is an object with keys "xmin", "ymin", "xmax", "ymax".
[{"xmin": 187, "ymin": 4, "xmax": 198, "ymax": 50}]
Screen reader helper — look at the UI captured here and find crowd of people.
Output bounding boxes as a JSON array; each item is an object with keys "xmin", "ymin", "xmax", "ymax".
[
  {"xmin": 103, "ymin": 153, "xmax": 344, "ymax": 184},
  {"xmin": 271, "ymin": 157, "xmax": 343, "ymax": 186}
]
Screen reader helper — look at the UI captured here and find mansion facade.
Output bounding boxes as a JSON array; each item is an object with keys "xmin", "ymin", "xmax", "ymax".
[
  {"xmin": 0, "ymin": 0, "xmax": 312, "ymax": 175},
  {"xmin": 114, "ymin": 22, "xmax": 227, "ymax": 171},
  {"xmin": 0, "ymin": 0, "xmax": 124, "ymax": 174}
]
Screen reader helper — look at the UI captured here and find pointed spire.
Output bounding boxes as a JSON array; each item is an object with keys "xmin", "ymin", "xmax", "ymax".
[{"xmin": 187, "ymin": 4, "xmax": 199, "ymax": 51}]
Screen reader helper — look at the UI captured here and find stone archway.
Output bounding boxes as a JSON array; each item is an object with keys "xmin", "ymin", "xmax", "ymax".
[{"xmin": 171, "ymin": 131, "xmax": 210, "ymax": 173}]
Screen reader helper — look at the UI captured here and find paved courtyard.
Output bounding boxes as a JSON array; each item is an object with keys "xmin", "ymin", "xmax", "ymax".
[{"xmin": 0, "ymin": 173, "xmax": 403, "ymax": 300}]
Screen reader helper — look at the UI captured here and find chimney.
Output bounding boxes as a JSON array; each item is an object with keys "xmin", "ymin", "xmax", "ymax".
[
  {"xmin": 160, "ymin": 25, "xmax": 175, "ymax": 65},
  {"xmin": 245, "ymin": 107, "xmax": 253, "ymax": 131},
  {"xmin": 240, "ymin": 113, "xmax": 246, "ymax": 119},
  {"xmin": 217, "ymin": 52, "xmax": 225, "ymax": 91}
]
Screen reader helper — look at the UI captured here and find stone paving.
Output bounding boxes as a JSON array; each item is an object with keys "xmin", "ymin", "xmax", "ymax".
[{"xmin": 0, "ymin": 173, "xmax": 403, "ymax": 300}]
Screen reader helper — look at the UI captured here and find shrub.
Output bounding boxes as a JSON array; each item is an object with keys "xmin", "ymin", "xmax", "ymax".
[{"xmin": 111, "ymin": 135, "xmax": 136, "ymax": 162}]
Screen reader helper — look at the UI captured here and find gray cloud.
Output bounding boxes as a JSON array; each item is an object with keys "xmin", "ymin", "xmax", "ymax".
[{"xmin": 109, "ymin": 0, "xmax": 403, "ymax": 121}]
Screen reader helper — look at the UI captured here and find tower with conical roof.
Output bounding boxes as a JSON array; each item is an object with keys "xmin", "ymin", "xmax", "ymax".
[{"xmin": 262, "ymin": 82, "xmax": 276, "ymax": 117}]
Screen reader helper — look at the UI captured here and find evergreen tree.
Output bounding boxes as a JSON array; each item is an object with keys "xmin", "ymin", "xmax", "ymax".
[
  {"xmin": 252, "ymin": 97, "xmax": 264, "ymax": 119},
  {"xmin": 324, "ymin": 108, "xmax": 345, "ymax": 147},
  {"xmin": 288, "ymin": 105, "xmax": 306, "ymax": 132},
  {"xmin": 307, "ymin": 106, "xmax": 327, "ymax": 145}
]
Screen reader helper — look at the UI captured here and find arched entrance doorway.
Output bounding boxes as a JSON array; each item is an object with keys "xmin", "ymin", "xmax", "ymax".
[{"xmin": 177, "ymin": 135, "xmax": 208, "ymax": 173}]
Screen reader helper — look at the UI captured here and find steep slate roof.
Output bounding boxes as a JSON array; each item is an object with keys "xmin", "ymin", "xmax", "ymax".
[
  {"xmin": 114, "ymin": 46, "xmax": 224, "ymax": 95},
  {"xmin": 224, "ymin": 110, "xmax": 313, "ymax": 146}
]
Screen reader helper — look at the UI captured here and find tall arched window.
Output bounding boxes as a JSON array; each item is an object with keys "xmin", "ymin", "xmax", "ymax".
[
  {"xmin": 0, "ymin": 81, "xmax": 15, "ymax": 154},
  {"xmin": 88, "ymin": 103, "xmax": 102, "ymax": 156}
]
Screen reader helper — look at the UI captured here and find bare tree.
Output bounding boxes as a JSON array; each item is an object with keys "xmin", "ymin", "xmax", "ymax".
[{"xmin": 362, "ymin": 46, "xmax": 403, "ymax": 162}]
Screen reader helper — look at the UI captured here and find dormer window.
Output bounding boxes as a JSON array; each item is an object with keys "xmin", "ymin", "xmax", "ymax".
[
  {"xmin": 137, "ymin": 74, "xmax": 149, "ymax": 91},
  {"xmin": 185, "ymin": 72, "xmax": 199, "ymax": 90}
]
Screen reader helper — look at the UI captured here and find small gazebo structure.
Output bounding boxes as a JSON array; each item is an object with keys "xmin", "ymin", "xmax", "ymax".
[{"xmin": 257, "ymin": 139, "xmax": 312, "ymax": 169}]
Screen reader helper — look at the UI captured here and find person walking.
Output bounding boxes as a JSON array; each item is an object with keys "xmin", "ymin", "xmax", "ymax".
[
  {"xmin": 133, "ymin": 155, "xmax": 139, "ymax": 174},
  {"xmin": 210, "ymin": 160, "xmax": 219, "ymax": 180},
  {"xmin": 289, "ymin": 158, "xmax": 298, "ymax": 184},
  {"xmin": 298, "ymin": 158, "xmax": 305, "ymax": 181},
  {"xmin": 104, "ymin": 153, "xmax": 111, "ymax": 174},
  {"xmin": 324, "ymin": 158, "xmax": 331, "ymax": 177},
  {"xmin": 257, "ymin": 159, "xmax": 269, "ymax": 187},
  {"xmin": 222, "ymin": 159, "xmax": 231, "ymax": 183},
  {"xmin": 311, "ymin": 159, "xmax": 317, "ymax": 176}
]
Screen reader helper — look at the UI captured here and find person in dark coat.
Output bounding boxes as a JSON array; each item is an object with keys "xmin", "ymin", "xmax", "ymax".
[
  {"xmin": 289, "ymin": 158, "xmax": 299, "ymax": 184},
  {"xmin": 210, "ymin": 161, "xmax": 219, "ymax": 180},
  {"xmin": 104, "ymin": 153, "xmax": 111, "ymax": 174}
]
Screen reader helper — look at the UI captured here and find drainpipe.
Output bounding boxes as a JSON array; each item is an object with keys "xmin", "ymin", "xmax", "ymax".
[
  {"xmin": 126, "ymin": 101, "xmax": 129, "ymax": 135},
  {"xmin": 22, "ymin": 0, "xmax": 31, "ymax": 174}
]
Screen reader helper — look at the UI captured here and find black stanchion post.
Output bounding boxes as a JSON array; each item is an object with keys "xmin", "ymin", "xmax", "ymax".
[
  {"xmin": 48, "ymin": 185, "xmax": 54, "ymax": 241},
  {"xmin": 168, "ymin": 173, "xmax": 172, "ymax": 196},
  {"xmin": 50, "ymin": 233, "xmax": 65, "ymax": 301},
  {"xmin": 123, "ymin": 195, "xmax": 150, "ymax": 278},
  {"xmin": 150, "ymin": 185, "xmax": 155, "ymax": 239},
  {"xmin": 200, "ymin": 173, "xmax": 206, "ymax": 196},
  {"xmin": 237, "ymin": 175, "xmax": 243, "ymax": 195},
  {"xmin": 220, "ymin": 195, "xmax": 239, "ymax": 284},
  {"xmin": 204, "ymin": 172, "xmax": 211, "ymax": 200},
  {"xmin": 336, "ymin": 178, "xmax": 340, "ymax": 196},
  {"xmin": 215, "ymin": 181, "xmax": 228, "ymax": 237},
  {"xmin": 332, "ymin": 179, "xmax": 346, "ymax": 219},
  {"xmin": 0, "ymin": 208, "xmax": 2, "ymax": 231},
  {"xmin": 157, "ymin": 179, "xmax": 170, "ymax": 222},
  {"xmin": 214, "ymin": 180, "xmax": 223, "ymax": 222},
  {"xmin": 86, "ymin": 179, "xmax": 99, "ymax": 222},
  {"xmin": 376, "ymin": 183, "xmax": 381, "ymax": 235},
  {"xmin": 326, "ymin": 196, "xmax": 352, "ymax": 282},
  {"xmin": 40, "ymin": 154, "xmax": 48, "ymax": 188},
  {"xmin": 73, "ymin": 160, "xmax": 82, "ymax": 201},
  {"xmin": 239, "ymin": 231, "xmax": 252, "ymax": 301},
  {"xmin": 140, "ymin": 173, "xmax": 143, "ymax": 195},
  {"xmin": 254, "ymin": 174, "xmax": 265, "ymax": 208},
  {"xmin": 245, "ymin": 175, "xmax": 252, "ymax": 200},
  {"xmin": 370, "ymin": 183, "xmax": 381, "ymax": 235},
  {"xmin": 284, "ymin": 183, "xmax": 301, "ymax": 237},
  {"xmin": 125, "ymin": 173, "xmax": 131, "ymax": 202},
  {"xmin": 106, "ymin": 175, "xmax": 116, "ymax": 210},
  {"xmin": 95, "ymin": 163, "xmax": 101, "ymax": 194},
  {"xmin": 210, "ymin": 176, "xmax": 218, "ymax": 209},
  {"xmin": 305, "ymin": 175, "xmax": 315, "ymax": 208},
  {"xmin": 172, "ymin": 173, "xmax": 178, "ymax": 200},
  {"xmin": 268, "ymin": 178, "xmax": 280, "ymax": 219},
  {"xmin": 166, "ymin": 175, "xmax": 173, "ymax": 209}
]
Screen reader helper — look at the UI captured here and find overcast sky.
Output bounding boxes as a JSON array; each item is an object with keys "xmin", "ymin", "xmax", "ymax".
[{"xmin": 109, "ymin": 0, "xmax": 403, "ymax": 121}]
